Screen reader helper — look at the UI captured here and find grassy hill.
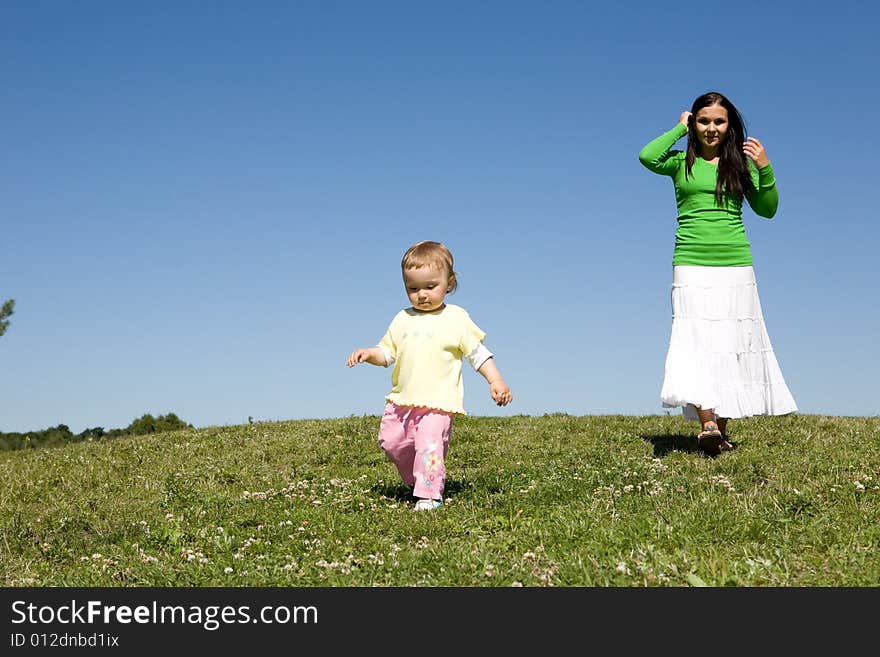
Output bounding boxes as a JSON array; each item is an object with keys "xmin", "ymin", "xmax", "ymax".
[{"xmin": 1, "ymin": 413, "xmax": 877, "ymax": 586}]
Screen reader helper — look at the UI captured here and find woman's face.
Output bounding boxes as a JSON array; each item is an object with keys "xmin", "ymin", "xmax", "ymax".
[{"xmin": 693, "ymin": 103, "xmax": 729, "ymax": 155}]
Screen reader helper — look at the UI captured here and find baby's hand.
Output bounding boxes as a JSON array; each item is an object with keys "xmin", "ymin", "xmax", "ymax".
[
  {"xmin": 346, "ymin": 349, "xmax": 369, "ymax": 367},
  {"xmin": 490, "ymin": 381, "xmax": 512, "ymax": 407}
]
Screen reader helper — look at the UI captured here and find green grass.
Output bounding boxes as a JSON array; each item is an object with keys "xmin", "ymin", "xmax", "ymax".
[{"xmin": 1, "ymin": 413, "xmax": 878, "ymax": 586}]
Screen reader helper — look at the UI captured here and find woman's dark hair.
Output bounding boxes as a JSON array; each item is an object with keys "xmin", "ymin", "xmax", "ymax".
[{"xmin": 685, "ymin": 91, "xmax": 754, "ymax": 205}]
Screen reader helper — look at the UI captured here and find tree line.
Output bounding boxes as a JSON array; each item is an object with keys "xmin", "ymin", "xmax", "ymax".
[
  {"xmin": 2, "ymin": 301, "xmax": 196, "ymax": 451},
  {"xmin": 0, "ymin": 412, "xmax": 193, "ymax": 451},
  {"xmin": 0, "ymin": 299, "xmax": 13, "ymax": 337}
]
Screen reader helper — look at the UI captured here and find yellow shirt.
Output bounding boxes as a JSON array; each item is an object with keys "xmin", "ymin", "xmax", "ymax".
[{"xmin": 378, "ymin": 304, "xmax": 486, "ymax": 415}]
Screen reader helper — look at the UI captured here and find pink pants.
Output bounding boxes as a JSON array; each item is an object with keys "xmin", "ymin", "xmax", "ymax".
[{"xmin": 378, "ymin": 402, "xmax": 452, "ymax": 500}]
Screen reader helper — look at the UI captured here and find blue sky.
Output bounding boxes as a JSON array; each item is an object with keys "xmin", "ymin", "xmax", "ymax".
[{"xmin": 2, "ymin": 1, "xmax": 877, "ymax": 433}]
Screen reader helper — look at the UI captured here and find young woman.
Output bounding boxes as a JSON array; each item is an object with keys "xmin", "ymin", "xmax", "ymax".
[{"xmin": 639, "ymin": 91, "xmax": 797, "ymax": 454}]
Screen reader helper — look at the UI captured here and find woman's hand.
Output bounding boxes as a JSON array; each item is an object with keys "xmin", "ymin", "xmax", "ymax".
[
  {"xmin": 743, "ymin": 136, "xmax": 770, "ymax": 167},
  {"xmin": 679, "ymin": 111, "xmax": 692, "ymax": 128}
]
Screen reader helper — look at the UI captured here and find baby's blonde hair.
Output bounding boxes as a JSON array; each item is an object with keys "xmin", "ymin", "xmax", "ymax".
[{"xmin": 401, "ymin": 240, "xmax": 458, "ymax": 293}]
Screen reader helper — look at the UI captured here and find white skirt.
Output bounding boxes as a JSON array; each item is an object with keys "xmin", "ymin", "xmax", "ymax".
[{"xmin": 660, "ymin": 265, "xmax": 797, "ymax": 421}]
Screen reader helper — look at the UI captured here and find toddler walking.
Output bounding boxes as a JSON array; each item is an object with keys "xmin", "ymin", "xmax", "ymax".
[{"xmin": 346, "ymin": 240, "xmax": 512, "ymax": 510}]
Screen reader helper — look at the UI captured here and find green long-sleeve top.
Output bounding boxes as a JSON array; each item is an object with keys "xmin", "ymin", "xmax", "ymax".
[{"xmin": 638, "ymin": 123, "xmax": 779, "ymax": 266}]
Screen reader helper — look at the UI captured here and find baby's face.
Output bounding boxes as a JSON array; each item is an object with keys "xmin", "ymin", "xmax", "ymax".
[{"xmin": 403, "ymin": 266, "xmax": 450, "ymax": 312}]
